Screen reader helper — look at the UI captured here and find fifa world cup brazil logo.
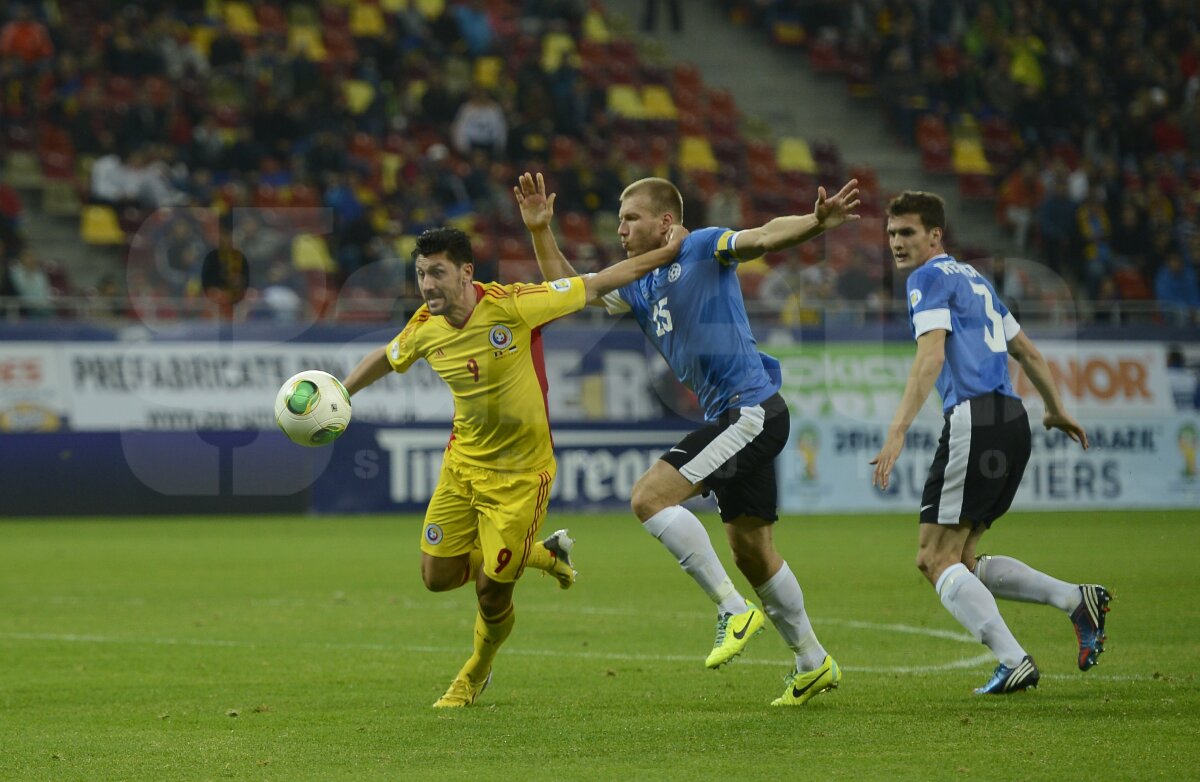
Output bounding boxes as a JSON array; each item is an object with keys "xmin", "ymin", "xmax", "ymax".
[
  {"xmin": 796, "ymin": 425, "xmax": 819, "ymax": 482},
  {"xmin": 1179, "ymin": 424, "xmax": 1198, "ymax": 480}
]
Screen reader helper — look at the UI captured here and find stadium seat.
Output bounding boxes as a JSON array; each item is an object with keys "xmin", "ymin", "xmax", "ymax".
[
  {"xmin": 80, "ymin": 205, "xmax": 126, "ymax": 245},
  {"xmin": 582, "ymin": 7, "xmax": 611, "ymax": 43},
  {"xmin": 4, "ymin": 151, "xmax": 44, "ymax": 188},
  {"xmin": 607, "ymin": 85, "xmax": 645, "ymax": 120},
  {"xmin": 776, "ymin": 138, "xmax": 817, "ymax": 174},
  {"xmin": 952, "ymin": 138, "xmax": 992, "ymax": 175},
  {"xmin": 678, "ymin": 137, "xmax": 719, "ymax": 173},
  {"xmin": 641, "ymin": 86, "xmax": 678, "ymax": 121},
  {"xmin": 1112, "ymin": 268, "xmax": 1152, "ymax": 300},
  {"xmin": 958, "ymin": 173, "xmax": 996, "ymax": 200},
  {"xmin": 41, "ymin": 180, "xmax": 82, "ymax": 217},
  {"xmin": 224, "ymin": 1, "xmax": 260, "ymax": 36},
  {"xmin": 350, "ymin": 2, "xmax": 386, "ymax": 38}
]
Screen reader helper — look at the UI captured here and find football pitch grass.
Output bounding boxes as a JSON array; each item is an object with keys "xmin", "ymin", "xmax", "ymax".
[{"xmin": 2, "ymin": 511, "xmax": 1196, "ymax": 781}]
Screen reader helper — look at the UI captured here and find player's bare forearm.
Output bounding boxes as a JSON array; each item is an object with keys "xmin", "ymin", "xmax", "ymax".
[
  {"xmin": 734, "ymin": 179, "xmax": 861, "ymax": 259},
  {"xmin": 1008, "ymin": 332, "xmax": 1065, "ymax": 414},
  {"xmin": 735, "ymin": 215, "xmax": 822, "ymax": 260},
  {"xmin": 584, "ymin": 227, "xmax": 688, "ymax": 301},
  {"xmin": 530, "ymin": 225, "xmax": 576, "ymax": 279},
  {"xmin": 343, "ymin": 346, "xmax": 391, "ymax": 396},
  {"xmin": 888, "ymin": 333, "xmax": 945, "ymax": 437}
]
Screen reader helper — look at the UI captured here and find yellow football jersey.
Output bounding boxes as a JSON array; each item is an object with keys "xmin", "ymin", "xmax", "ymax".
[{"xmin": 386, "ymin": 277, "xmax": 586, "ymax": 471}]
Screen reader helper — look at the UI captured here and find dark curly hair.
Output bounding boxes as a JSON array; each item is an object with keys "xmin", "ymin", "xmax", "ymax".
[
  {"xmin": 886, "ymin": 191, "xmax": 946, "ymax": 233},
  {"xmin": 413, "ymin": 227, "xmax": 475, "ymax": 267}
]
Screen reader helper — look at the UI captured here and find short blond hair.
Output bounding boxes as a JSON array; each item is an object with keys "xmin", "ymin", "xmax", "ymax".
[{"xmin": 620, "ymin": 177, "xmax": 683, "ymax": 223}]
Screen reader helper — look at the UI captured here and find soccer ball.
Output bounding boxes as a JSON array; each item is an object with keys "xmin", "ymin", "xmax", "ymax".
[{"xmin": 274, "ymin": 370, "xmax": 352, "ymax": 447}]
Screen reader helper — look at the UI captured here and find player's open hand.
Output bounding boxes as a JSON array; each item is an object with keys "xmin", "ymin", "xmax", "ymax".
[
  {"xmin": 1044, "ymin": 411, "xmax": 1089, "ymax": 450},
  {"xmin": 815, "ymin": 178, "xmax": 862, "ymax": 231},
  {"xmin": 513, "ymin": 172, "xmax": 556, "ymax": 231},
  {"xmin": 665, "ymin": 224, "xmax": 690, "ymax": 250},
  {"xmin": 869, "ymin": 433, "xmax": 905, "ymax": 491}
]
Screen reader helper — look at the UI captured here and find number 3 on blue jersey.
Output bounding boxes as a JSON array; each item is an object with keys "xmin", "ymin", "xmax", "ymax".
[
  {"xmin": 969, "ymin": 283, "xmax": 1006, "ymax": 353},
  {"xmin": 651, "ymin": 297, "xmax": 673, "ymax": 337}
]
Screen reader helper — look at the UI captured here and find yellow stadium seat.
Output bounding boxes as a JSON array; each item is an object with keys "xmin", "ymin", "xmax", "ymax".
[
  {"xmin": 678, "ymin": 137, "xmax": 718, "ymax": 173},
  {"xmin": 541, "ymin": 31, "xmax": 576, "ymax": 72},
  {"xmin": 224, "ymin": 1, "xmax": 259, "ymax": 36},
  {"xmin": 473, "ymin": 56, "xmax": 503, "ymax": 90},
  {"xmin": 777, "ymin": 137, "xmax": 817, "ymax": 173},
  {"xmin": 582, "ymin": 9, "xmax": 611, "ymax": 43},
  {"xmin": 80, "ymin": 205, "xmax": 126, "ymax": 245},
  {"xmin": 380, "ymin": 0, "xmax": 407, "ymax": 11},
  {"xmin": 641, "ymin": 85, "xmax": 678, "ymax": 120},
  {"xmin": 292, "ymin": 234, "xmax": 338, "ymax": 273},
  {"xmin": 350, "ymin": 2, "xmax": 386, "ymax": 37},
  {"xmin": 191, "ymin": 26, "xmax": 216, "ymax": 58},
  {"xmin": 952, "ymin": 139, "xmax": 992, "ymax": 174},
  {"xmin": 379, "ymin": 152, "xmax": 402, "ymax": 194},
  {"xmin": 288, "ymin": 25, "xmax": 328, "ymax": 61},
  {"xmin": 42, "ymin": 180, "xmax": 81, "ymax": 217},
  {"xmin": 415, "ymin": 0, "xmax": 444, "ymax": 19},
  {"xmin": 607, "ymin": 85, "xmax": 645, "ymax": 119},
  {"xmin": 3, "ymin": 151, "xmax": 43, "ymax": 189},
  {"xmin": 394, "ymin": 235, "xmax": 418, "ymax": 261},
  {"xmin": 342, "ymin": 80, "xmax": 376, "ymax": 115}
]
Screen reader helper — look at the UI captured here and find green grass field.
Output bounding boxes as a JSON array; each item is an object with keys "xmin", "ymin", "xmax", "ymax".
[{"xmin": 2, "ymin": 511, "xmax": 1197, "ymax": 781}]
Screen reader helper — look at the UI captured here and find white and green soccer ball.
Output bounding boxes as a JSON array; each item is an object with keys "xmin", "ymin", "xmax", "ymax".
[{"xmin": 274, "ymin": 370, "xmax": 352, "ymax": 447}]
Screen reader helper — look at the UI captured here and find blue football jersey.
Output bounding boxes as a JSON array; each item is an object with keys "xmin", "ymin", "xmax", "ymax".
[
  {"xmin": 603, "ymin": 227, "xmax": 780, "ymax": 420},
  {"xmin": 906, "ymin": 254, "xmax": 1022, "ymax": 411}
]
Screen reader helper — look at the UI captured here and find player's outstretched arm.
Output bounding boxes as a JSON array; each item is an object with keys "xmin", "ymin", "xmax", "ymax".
[
  {"xmin": 584, "ymin": 226, "xmax": 689, "ymax": 302},
  {"xmin": 343, "ymin": 346, "xmax": 392, "ymax": 397},
  {"xmin": 732, "ymin": 178, "xmax": 861, "ymax": 261},
  {"xmin": 513, "ymin": 171, "xmax": 576, "ymax": 279},
  {"xmin": 1007, "ymin": 330, "xmax": 1089, "ymax": 449},
  {"xmin": 871, "ymin": 329, "xmax": 946, "ymax": 490}
]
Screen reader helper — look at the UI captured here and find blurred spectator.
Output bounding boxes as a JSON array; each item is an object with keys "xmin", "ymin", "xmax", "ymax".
[
  {"xmin": 90, "ymin": 147, "xmax": 134, "ymax": 204},
  {"xmin": 1155, "ymin": 251, "xmax": 1200, "ymax": 323},
  {"xmin": 707, "ymin": 184, "xmax": 745, "ymax": 229},
  {"xmin": 201, "ymin": 216, "xmax": 250, "ymax": 319},
  {"xmin": 454, "ymin": 0, "xmax": 496, "ymax": 57},
  {"xmin": 9, "ymin": 248, "xmax": 54, "ymax": 318},
  {"xmin": 155, "ymin": 215, "xmax": 206, "ymax": 298},
  {"xmin": 643, "ymin": 0, "xmax": 683, "ymax": 33},
  {"xmin": 451, "ymin": 87, "xmax": 507, "ymax": 157},
  {"xmin": 1036, "ymin": 177, "xmax": 1076, "ymax": 274},
  {"xmin": 0, "ymin": 176, "xmax": 22, "ymax": 250},
  {"xmin": 260, "ymin": 261, "xmax": 304, "ymax": 322},
  {"xmin": 0, "ymin": 4, "xmax": 54, "ymax": 67},
  {"xmin": 1076, "ymin": 187, "xmax": 1115, "ymax": 294},
  {"xmin": 996, "ymin": 159, "xmax": 1043, "ymax": 252}
]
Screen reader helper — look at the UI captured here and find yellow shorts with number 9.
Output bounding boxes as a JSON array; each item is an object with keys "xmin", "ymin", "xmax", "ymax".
[{"xmin": 420, "ymin": 450, "xmax": 555, "ymax": 584}]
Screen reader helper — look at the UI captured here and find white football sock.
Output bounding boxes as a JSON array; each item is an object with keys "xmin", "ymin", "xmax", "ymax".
[
  {"xmin": 754, "ymin": 561, "xmax": 828, "ymax": 672},
  {"xmin": 643, "ymin": 506, "xmax": 746, "ymax": 616},
  {"xmin": 974, "ymin": 555, "xmax": 1079, "ymax": 613},
  {"xmin": 936, "ymin": 563, "xmax": 1026, "ymax": 668}
]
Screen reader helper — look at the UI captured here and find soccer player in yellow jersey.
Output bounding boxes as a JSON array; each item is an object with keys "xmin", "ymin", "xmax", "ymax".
[{"xmin": 342, "ymin": 224, "xmax": 688, "ymax": 708}]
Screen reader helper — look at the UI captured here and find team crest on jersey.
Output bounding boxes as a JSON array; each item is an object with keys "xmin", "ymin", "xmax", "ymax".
[
  {"xmin": 489, "ymin": 324, "xmax": 514, "ymax": 349},
  {"xmin": 550, "ymin": 278, "xmax": 572, "ymax": 293},
  {"xmin": 667, "ymin": 262, "xmax": 682, "ymax": 283},
  {"xmin": 424, "ymin": 523, "xmax": 443, "ymax": 546},
  {"xmin": 910, "ymin": 289, "xmax": 922, "ymax": 307}
]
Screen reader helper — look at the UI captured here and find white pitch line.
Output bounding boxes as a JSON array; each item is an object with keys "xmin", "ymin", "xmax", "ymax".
[{"xmin": 0, "ymin": 631, "xmax": 997, "ymax": 676}]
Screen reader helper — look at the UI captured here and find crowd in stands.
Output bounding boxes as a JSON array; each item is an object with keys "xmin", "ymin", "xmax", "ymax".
[
  {"xmin": 728, "ymin": 0, "xmax": 1200, "ymax": 324},
  {"xmin": 1, "ymin": 0, "xmax": 1198, "ymax": 325}
]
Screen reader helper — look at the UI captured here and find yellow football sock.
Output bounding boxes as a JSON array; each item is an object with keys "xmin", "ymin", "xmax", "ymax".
[{"xmin": 459, "ymin": 603, "xmax": 515, "ymax": 682}]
